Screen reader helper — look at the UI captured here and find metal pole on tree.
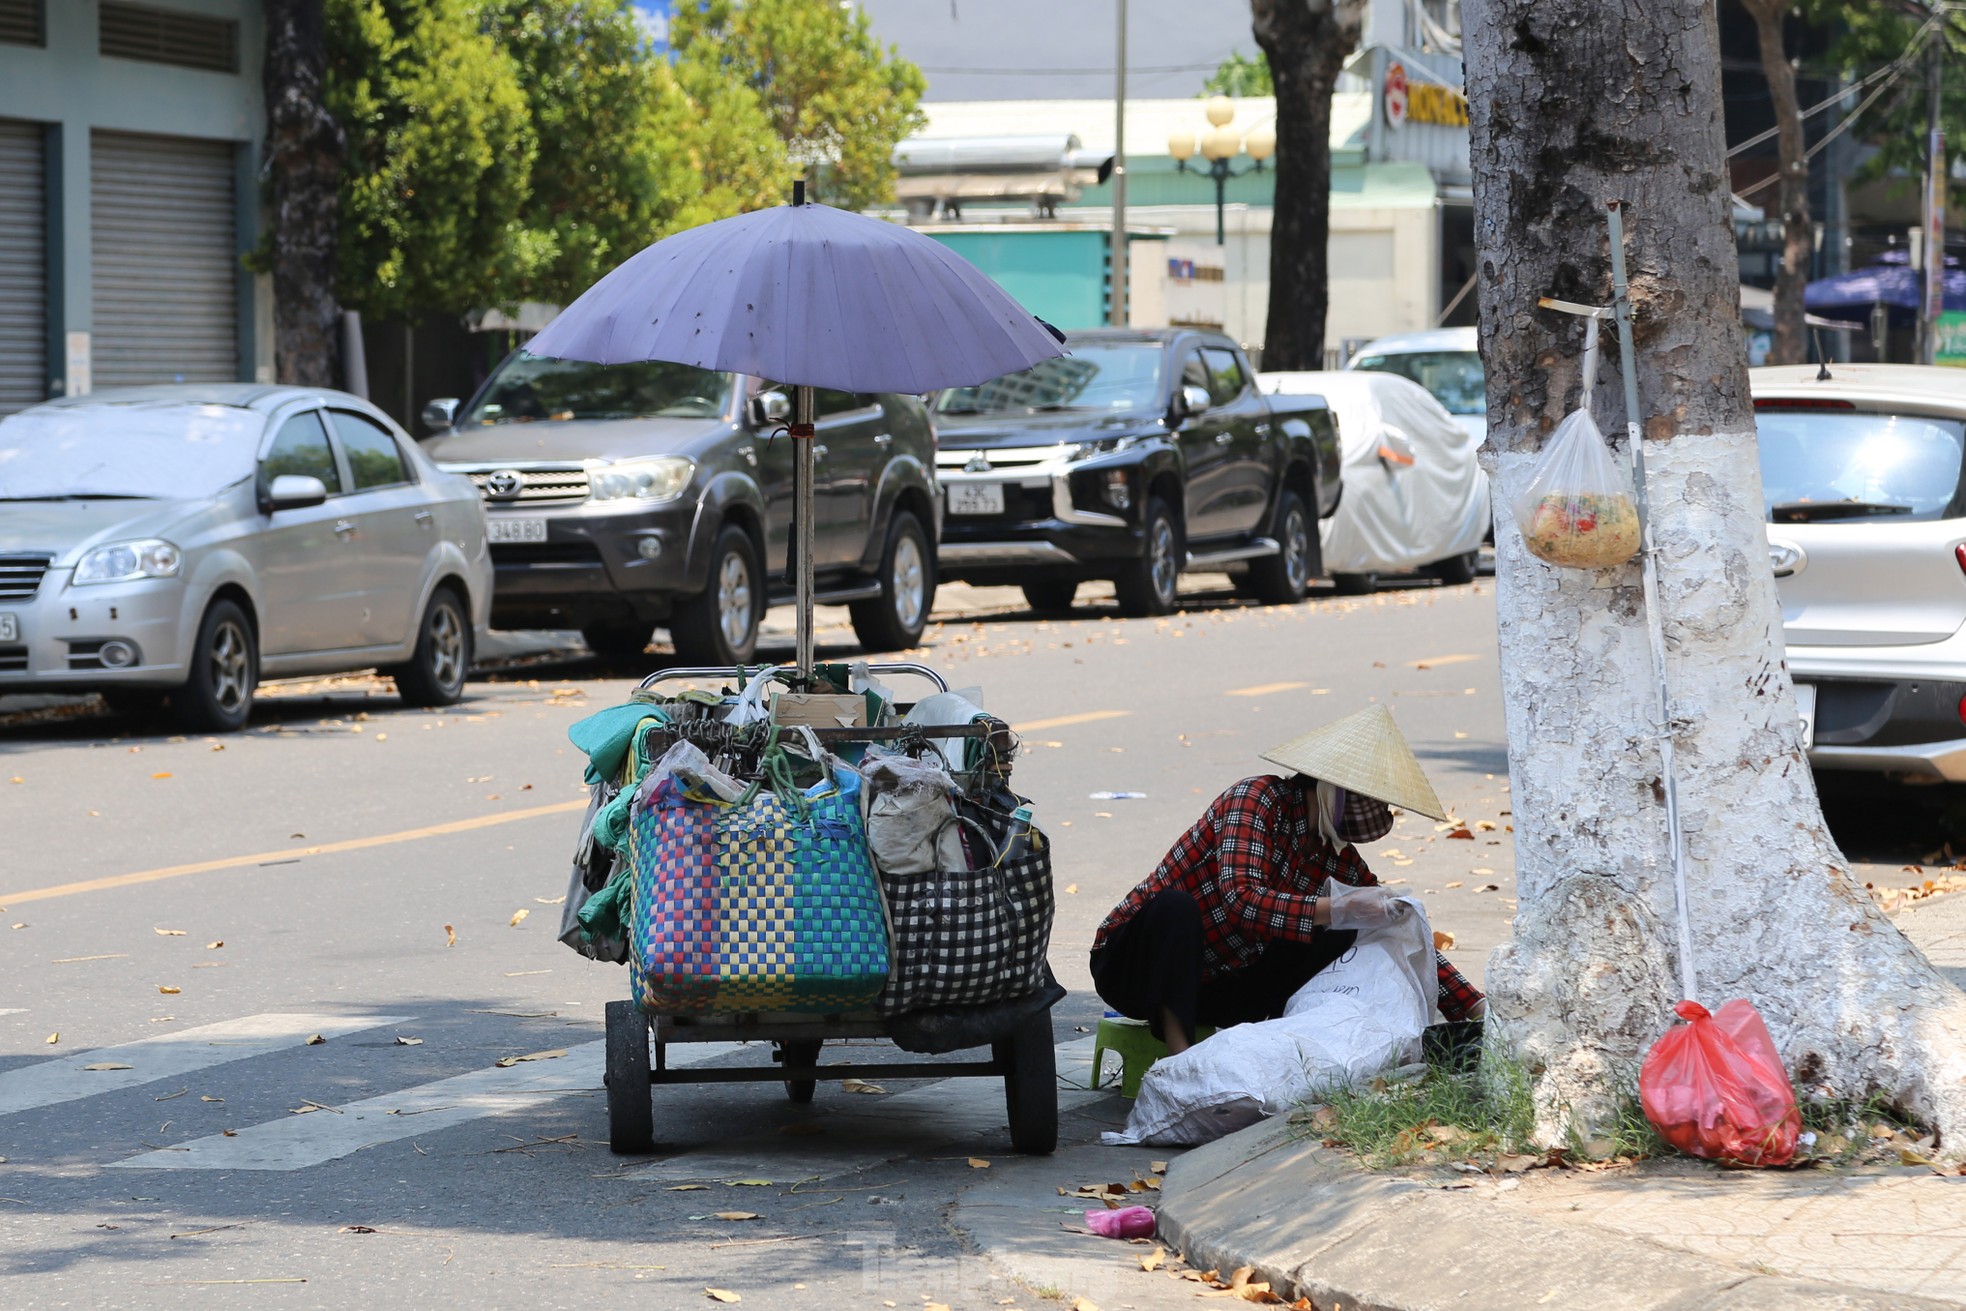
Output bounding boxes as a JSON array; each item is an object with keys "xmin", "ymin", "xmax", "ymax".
[{"xmin": 1110, "ymin": 0, "xmax": 1128, "ymax": 326}]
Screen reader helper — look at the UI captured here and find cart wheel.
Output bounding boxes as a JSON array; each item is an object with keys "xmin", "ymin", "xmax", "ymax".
[
  {"xmin": 995, "ymin": 1011, "xmax": 1058, "ymax": 1155},
  {"xmin": 605, "ymin": 1000, "xmax": 655, "ymax": 1154},
  {"xmin": 780, "ymin": 1039, "xmax": 821, "ymax": 1104}
]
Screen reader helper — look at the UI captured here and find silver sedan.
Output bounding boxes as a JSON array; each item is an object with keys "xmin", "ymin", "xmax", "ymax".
[{"xmin": 0, "ymin": 384, "xmax": 492, "ymax": 731}]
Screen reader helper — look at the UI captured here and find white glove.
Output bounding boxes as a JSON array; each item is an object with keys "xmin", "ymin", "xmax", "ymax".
[{"xmin": 1322, "ymin": 881, "xmax": 1410, "ymax": 932}]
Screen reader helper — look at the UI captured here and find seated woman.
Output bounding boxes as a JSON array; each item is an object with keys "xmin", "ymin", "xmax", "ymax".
[{"xmin": 1090, "ymin": 705, "xmax": 1485, "ymax": 1054}]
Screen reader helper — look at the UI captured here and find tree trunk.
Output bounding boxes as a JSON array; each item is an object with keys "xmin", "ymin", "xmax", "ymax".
[
  {"xmin": 263, "ymin": 0, "xmax": 343, "ymax": 388},
  {"xmin": 1252, "ymin": 0, "xmax": 1363, "ymax": 371},
  {"xmin": 1463, "ymin": 0, "xmax": 1966, "ymax": 1149},
  {"xmin": 1743, "ymin": 0, "xmax": 1811, "ymax": 367}
]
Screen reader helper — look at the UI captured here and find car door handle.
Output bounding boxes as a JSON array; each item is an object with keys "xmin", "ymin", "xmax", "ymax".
[
  {"xmin": 873, "ymin": 433, "xmax": 892, "ymax": 448},
  {"xmin": 414, "ymin": 509, "xmax": 435, "ymax": 525},
  {"xmin": 333, "ymin": 519, "xmax": 355, "ymax": 536},
  {"xmin": 1215, "ymin": 432, "xmax": 1234, "ymax": 445},
  {"xmin": 813, "ymin": 444, "xmax": 829, "ymax": 459}
]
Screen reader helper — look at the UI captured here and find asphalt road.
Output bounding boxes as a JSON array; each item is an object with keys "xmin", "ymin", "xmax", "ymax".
[{"xmin": 0, "ymin": 575, "xmax": 1932, "ymax": 1309}]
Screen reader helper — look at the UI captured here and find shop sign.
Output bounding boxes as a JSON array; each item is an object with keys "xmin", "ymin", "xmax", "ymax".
[
  {"xmin": 1936, "ymin": 311, "xmax": 1966, "ymax": 367},
  {"xmin": 1383, "ymin": 61, "xmax": 1409, "ymax": 129}
]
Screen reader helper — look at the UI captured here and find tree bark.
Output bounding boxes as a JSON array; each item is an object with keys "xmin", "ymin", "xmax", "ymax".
[
  {"xmin": 1742, "ymin": 0, "xmax": 1812, "ymax": 366},
  {"xmin": 1463, "ymin": 0, "xmax": 1966, "ymax": 1148},
  {"xmin": 263, "ymin": 0, "xmax": 343, "ymax": 388},
  {"xmin": 1252, "ymin": 0, "xmax": 1363, "ymax": 371}
]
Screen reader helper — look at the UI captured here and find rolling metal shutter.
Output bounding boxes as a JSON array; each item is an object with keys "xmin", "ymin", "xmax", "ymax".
[
  {"xmin": 0, "ymin": 119, "xmax": 45, "ymax": 415},
  {"xmin": 91, "ymin": 129, "xmax": 239, "ymax": 387}
]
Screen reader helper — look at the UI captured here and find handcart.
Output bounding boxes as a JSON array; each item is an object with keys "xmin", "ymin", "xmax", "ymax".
[{"xmin": 600, "ymin": 663, "xmax": 1062, "ymax": 1157}]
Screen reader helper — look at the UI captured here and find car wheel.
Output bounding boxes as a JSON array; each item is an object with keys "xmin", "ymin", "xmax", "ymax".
[
  {"xmin": 850, "ymin": 509, "xmax": 935, "ymax": 653},
  {"xmin": 1331, "ymin": 571, "xmax": 1379, "ymax": 596},
  {"xmin": 1114, "ymin": 497, "xmax": 1181, "ymax": 618},
  {"xmin": 391, "ymin": 586, "xmax": 472, "ymax": 707},
  {"xmin": 581, "ymin": 622, "xmax": 654, "ymax": 661},
  {"xmin": 1021, "ymin": 581, "xmax": 1078, "ymax": 614},
  {"xmin": 1245, "ymin": 490, "xmax": 1312, "ymax": 605},
  {"xmin": 670, "ymin": 523, "xmax": 763, "ymax": 667},
  {"xmin": 174, "ymin": 599, "xmax": 257, "ymax": 733},
  {"xmin": 1428, "ymin": 550, "xmax": 1478, "ymax": 586}
]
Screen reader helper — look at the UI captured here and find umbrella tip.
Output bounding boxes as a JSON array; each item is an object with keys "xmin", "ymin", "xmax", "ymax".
[
  {"xmin": 792, "ymin": 178, "xmax": 805, "ymax": 206},
  {"xmin": 1035, "ymin": 316, "xmax": 1067, "ymax": 345}
]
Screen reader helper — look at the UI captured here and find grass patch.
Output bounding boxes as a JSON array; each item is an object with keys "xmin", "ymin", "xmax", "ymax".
[{"xmin": 1304, "ymin": 1051, "xmax": 1538, "ymax": 1169}]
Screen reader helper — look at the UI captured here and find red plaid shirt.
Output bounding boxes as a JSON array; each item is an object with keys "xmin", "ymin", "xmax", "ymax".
[{"xmin": 1092, "ymin": 775, "xmax": 1484, "ymax": 1022}]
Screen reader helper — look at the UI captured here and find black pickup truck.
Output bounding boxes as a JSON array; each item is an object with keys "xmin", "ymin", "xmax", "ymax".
[{"xmin": 931, "ymin": 328, "xmax": 1341, "ymax": 615}]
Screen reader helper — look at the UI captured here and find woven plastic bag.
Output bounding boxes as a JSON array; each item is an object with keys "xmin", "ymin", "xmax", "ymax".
[
  {"xmin": 1639, "ymin": 999, "xmax": 1801, "ymax": 1167},
  {"xmin": 1510, "ymin": 318, "xmax": 1642, "ymax": 569}
]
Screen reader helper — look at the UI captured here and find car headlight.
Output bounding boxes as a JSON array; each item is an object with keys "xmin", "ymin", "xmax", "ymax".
[
  {"xmin": 1065, "ymin": 436, "xmax": 1137, "ymax": 461},
  {"xmin": 72, "ymin": 539, "xmax": 182, "ymax": 585},
  {"xmin": 588, "ymin": 457, "xmax": 694, "ymax": 504}
]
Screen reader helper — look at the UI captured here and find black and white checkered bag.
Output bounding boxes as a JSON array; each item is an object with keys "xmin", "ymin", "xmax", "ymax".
[{"xmin": 873, "ymin": 792, "xmax": 1054, "ymax": 1016}]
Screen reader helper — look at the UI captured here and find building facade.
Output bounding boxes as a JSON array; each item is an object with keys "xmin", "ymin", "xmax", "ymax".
[{"xmin": 0, "ymin": 0, "xmax": 267, "ymax": 416}]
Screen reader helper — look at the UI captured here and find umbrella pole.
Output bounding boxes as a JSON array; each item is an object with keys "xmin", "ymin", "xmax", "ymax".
[{"xmin": 794, "ymin": 384, "xmax": 816, "ymax": 682}]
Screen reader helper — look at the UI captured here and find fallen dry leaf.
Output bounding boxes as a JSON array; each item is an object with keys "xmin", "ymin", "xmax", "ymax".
[
  {"xmin": 1063, "ymin": 884, "xmax": 1079, "ymax": 894},
  {"xmin": 151, "ymin": 772, "xmax": 172, "ymax": 780},
  {"xmin": 666, "ymin": 1184, "xmax": 709, "ymax": 1192},
  {"xmin": 494, "ymin": 1049, "xmax": 568, "ymax": 1068},
  {"xmin": 1445, "ymin": 881, "xmax": 1464, "ymax": 890},
  {"xmin": 724, "ymin": 1179, "xmax": 773, "ymax": 1187},
  {"xmin": 157, "ymin": 985, "xmax": 181, "ymax": 995},
  {"xmin": 705, "ymin": 1289, "xmax": 742, "ymax": 1304},
  {"xmin": 153, "ymin": 928, "xmax": 186, "ymax": 937},
  {"xmin": 339, "ymin": 1225, "xmax": 378, "ymax": 1234},
  {"xmin": 394, "ymin": 1036, "xmax": 423, "ymax": 1046},
  {"xmin": 1141, "ymin": 1245, "xmax": 1167, "ymax": 1272},
  {"xmin": 1150, "ymin": 1160, "xmax": 1168, "ymax": 1174},
  {"xmin": 45, "ymin": 1033, "xmax": 57, "ymax": 1045},
  {"xmin": 200, "ymin": 1096, "xmax": 222, "ymax": 1103},
  {"xmin": 1495, "ymin": 1154, "xmax": 1541, "ymax": 1173},
  {"xmin": 206, "ymin": 941, "xmax": 223, "ymax": 950},
  {"xmin": 967, "ymin": 1157, "xmax": 991, "ymax": 1169},
  {"xmin": 1445, "ymin": 827, "xmax": 1474, "ymax": 840},
  {"xmin": 509, "ymin": 909, "xmax": 530, "ymax": 928},
  {"xmin": 710, "ymin": 1212, "xmax": 760, "ymax": 1222},
  {"xmin": 444, "ymin": 924, "xmax": 457, "ymax": 947},
  {"xmin": 1433, "ymin": 929, "xmax": 1457, "ymax": 951},
  {"xmin": 83, "ymin": 1063, "xmax": 133, "ymax": 1071},
  {"xmin": 839, "ymin": 1078, "xmax": 886, "ymax": 1095},
  {"xmin": 305, "ymin": 1033, "xmax": 325, "ymax": 1045}
]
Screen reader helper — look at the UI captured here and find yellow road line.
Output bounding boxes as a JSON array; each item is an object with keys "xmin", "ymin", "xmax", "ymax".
[
  {"xmin": 1225, "ymin": 681, "xmax": 1308, "ymax": 697},
  {"xmin": 1406, "ymin": 653, "xmax": 1482, "ymax": 669},
  {"xmin": 1011, "ymin": 710, "xmax": 1132, "ymax": 733},
  {"xmin": 1, "ymin": 799, "xmax": 589, "ymax": 906}
]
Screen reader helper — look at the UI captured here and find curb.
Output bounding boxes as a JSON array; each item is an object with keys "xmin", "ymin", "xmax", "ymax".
[{"xmin": 1155, "ymin": 1118, "xmax": 1956, "ymax": 1311}]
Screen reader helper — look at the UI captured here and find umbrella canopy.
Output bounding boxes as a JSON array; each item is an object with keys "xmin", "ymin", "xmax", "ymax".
[
  {"xmin": 1806, "ymin": 259, "xmax": 1966, "ymax": 324},
  {"xmin": 524, "ymin": 200, "xmax": 1066, "ymax": 394}
]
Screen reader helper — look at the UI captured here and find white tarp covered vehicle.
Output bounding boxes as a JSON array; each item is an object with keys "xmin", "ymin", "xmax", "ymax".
[{"xmin": 1258, "ymin": 371, "xmax": 1490, "ymax": 589}]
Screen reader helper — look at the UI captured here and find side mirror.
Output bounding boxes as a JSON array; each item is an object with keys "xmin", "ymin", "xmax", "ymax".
[
  {"xmin": 420, "ymin": 397, "xmax": 460, "ymax": 432},
  {"xmin": 748, "ymin": 389, "xmax": 792, "ymax": 428},
  {"xmin": 1178, "ymin": 384, "xmax": 1212, "ymax": 420},
  {"xmin": 265, "ymin": 474, "xmax": 328, "ymax": 512}
]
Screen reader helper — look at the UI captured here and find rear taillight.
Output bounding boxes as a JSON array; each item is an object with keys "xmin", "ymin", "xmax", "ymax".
[
  {"xmin": 1956, "ymin": 692, "xmax": 1966, "ymax": 728},
  {"xmin": 1954, "ymin": 543, "xmax": 1966, "ymax": 577}
]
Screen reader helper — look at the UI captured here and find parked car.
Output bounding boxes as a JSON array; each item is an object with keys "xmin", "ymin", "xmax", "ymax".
[
  {"xmin": 1754, "ymin": 363, "xmax": 1966, "ymax": 781},
  {"xmin": 1259, "ymin": 371, "xmax": 1491, "ymax": 592},
  {"xmin": 421, "ymin": 353, "xmax": 939, "ymax": 665},
  {"xmin": 931, "ymin": 328, "xmax": 1341, "ymax": 616},
  {"xmin": 0, "ymin": 385, "xmax": 491, "ymax": 731},
  {"xmin": 1345, "ymin": 326, "xmax": 1487, "ymax": 445}
]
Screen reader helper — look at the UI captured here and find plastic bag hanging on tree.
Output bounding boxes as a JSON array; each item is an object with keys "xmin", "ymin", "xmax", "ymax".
[
  {"xmin": 1639, "ymin": 999, "xmax": 1801, "ymax": 1167},
  {"xmin": 1511, "ymin": 317, "xmax": 1642, "ymax": 569}
]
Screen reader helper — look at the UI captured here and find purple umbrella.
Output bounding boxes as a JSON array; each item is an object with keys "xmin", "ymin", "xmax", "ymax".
[
  {"xmin": 524, "ymin": 192, "xmax": 1067, "ymax": 678},
  {"xmin": 1806, "ymin": 258, "xmax": 1966, "ymax": 325}
]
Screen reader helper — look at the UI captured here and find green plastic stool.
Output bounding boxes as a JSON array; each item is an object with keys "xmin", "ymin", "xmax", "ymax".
[{"xmin": 1090, "ymin": 1016, "xmax": 1215, "ymax": 1098}]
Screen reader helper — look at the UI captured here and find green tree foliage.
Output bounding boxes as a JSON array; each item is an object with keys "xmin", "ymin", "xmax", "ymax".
[
  {"xmin": 669, "ymin": 0, "xmax": 927, "ymax": 211},
  {"xmin": 1824, "ymin": 3, "xmax": 1966, "ymax": 208},
  {"xmin": 1204, "ymin": 50, "xmax": 1273, "ymax": 97},
  {"xmin": 327, "ymin": 0, "xmax": 538, "ymax": 319}
]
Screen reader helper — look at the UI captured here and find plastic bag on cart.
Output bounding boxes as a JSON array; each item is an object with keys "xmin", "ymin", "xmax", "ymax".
[
  {"xmin": 1509, "ymin": 319, "xmax": 1642, "ymax": 569},
  {"xmin": 1640, "ymin": 999, "xmax": 1800, "ymax": 1167},
  {"xmin": 1105, "ymin": 900, "xmax": 1435, "ymax": 1146},
  {"xmin": 560, "ymin": 779, "xmax": 630, "ymax": 963},
  {"xmin": 861, "ymin": 749, "xmax": 968, "ymax": 876}
]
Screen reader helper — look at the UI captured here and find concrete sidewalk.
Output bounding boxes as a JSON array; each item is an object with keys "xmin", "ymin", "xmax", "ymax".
[{"xmin": 1151, "ymin": 892, "xmax": 1966, "ymax": 1311}]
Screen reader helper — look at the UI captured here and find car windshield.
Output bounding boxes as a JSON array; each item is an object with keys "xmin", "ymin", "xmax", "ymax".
[
  {"xmin": 936, "ymin": 344, "xmax": 1164, "ymax": 415},
  {"xmin": 1351, "ymin": 350, "xmax": 1487, "ymax": 415},
  {"xmin": 461, "ymin": 354, "xmax": 736, "ymax": 424},
  {"xmin": 0, "ymin": 403, "xmax": 262, "ymax": 501},
  {"xmin": 1757, "ymin": 408, "xmax": 1966, "ymax": 522}
]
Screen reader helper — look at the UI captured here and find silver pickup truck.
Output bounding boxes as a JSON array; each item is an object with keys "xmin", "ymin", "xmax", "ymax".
[{"xmin": 422, "ymin": 353, "xmax": 940, "ymax": 665}]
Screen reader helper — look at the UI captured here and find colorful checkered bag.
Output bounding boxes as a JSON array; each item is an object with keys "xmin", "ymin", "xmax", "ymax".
[{"xmin": 627, "ymin": 754, "xmax": 891, "ymax": 1015}]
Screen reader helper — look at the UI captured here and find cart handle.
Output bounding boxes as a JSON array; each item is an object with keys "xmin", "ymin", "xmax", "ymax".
[{"xmin": 636, "ymin": 662, "xmax": 952, "ymax": 695}]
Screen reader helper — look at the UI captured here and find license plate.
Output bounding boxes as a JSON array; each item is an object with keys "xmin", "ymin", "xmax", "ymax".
[
  {"xmin": 947, "ymin": 483, "xmax": 1005, "ymax": 515},
  {"xmin": 487, "ymin": 516, "xmax": 548, "ymax": 544},
  {"xmin": 1795, "ymin": 683, "xmax": 1817, "ymax": 750},
  {"xmin": 0, "ymin": 613, "xmax": 14, "ymax": 642}
]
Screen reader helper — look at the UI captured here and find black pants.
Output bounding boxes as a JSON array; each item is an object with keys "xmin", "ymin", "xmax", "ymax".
[{"xmin": 1088, "ymin": 889, "xmax": 1357, "ymax": 1043}]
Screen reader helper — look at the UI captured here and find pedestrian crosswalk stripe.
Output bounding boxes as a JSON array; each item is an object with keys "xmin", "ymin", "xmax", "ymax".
[
  {"xmin": 109, "ymin": 1041, "xmax": 741, "ymax": 1173},
  {"xmin": 0, "ymin": 1013, "xmax": 414, "ymax": 1118}
]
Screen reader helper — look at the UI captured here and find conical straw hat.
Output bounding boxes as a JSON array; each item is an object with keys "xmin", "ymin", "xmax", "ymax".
[{"xmin": 1259, "ymin": 704, "xmax": 1448, "ymax": 821}]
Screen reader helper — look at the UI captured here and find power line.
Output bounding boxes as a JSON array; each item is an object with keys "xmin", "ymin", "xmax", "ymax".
[{"xmin": 1727, "ymin": 11, "xmax": 1940, "ymax": 159}]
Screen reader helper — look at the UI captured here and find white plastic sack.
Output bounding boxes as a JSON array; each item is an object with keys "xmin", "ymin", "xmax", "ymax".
[
  {"xmin": 1103, "ymin": 899, "xmax": 1438, "ymax": 1147},
  {"xmin": 860, "ymin": 750, "xmax": 969, "ymax": 876},
  {"xmin": 1257, "ymin": 371, "xmax": 1490, "ymax": 575}
]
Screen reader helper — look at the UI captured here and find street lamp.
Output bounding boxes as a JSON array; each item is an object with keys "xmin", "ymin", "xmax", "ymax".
[{"xmin": 1168, "ymin": 95, "xmax": 1276, "ymax": 246}]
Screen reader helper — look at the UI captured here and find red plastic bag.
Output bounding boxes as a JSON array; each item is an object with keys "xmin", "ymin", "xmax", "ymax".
[{"xmin": 1639, "ymin": 999, "xmax": 1800, "ymax": 1167}]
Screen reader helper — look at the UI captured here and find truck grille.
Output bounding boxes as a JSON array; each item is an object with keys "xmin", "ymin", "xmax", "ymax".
[
  {"xmin": 460, "ymin": 466, "xmax": 592, "ymax": 505},
  {"xmin": 936, "ymin": 445, "xmax": 1066, "ymax": 473},
  {"xmin": 0, "ymin": 554, "xmax": 53, "ymax": 600}
]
